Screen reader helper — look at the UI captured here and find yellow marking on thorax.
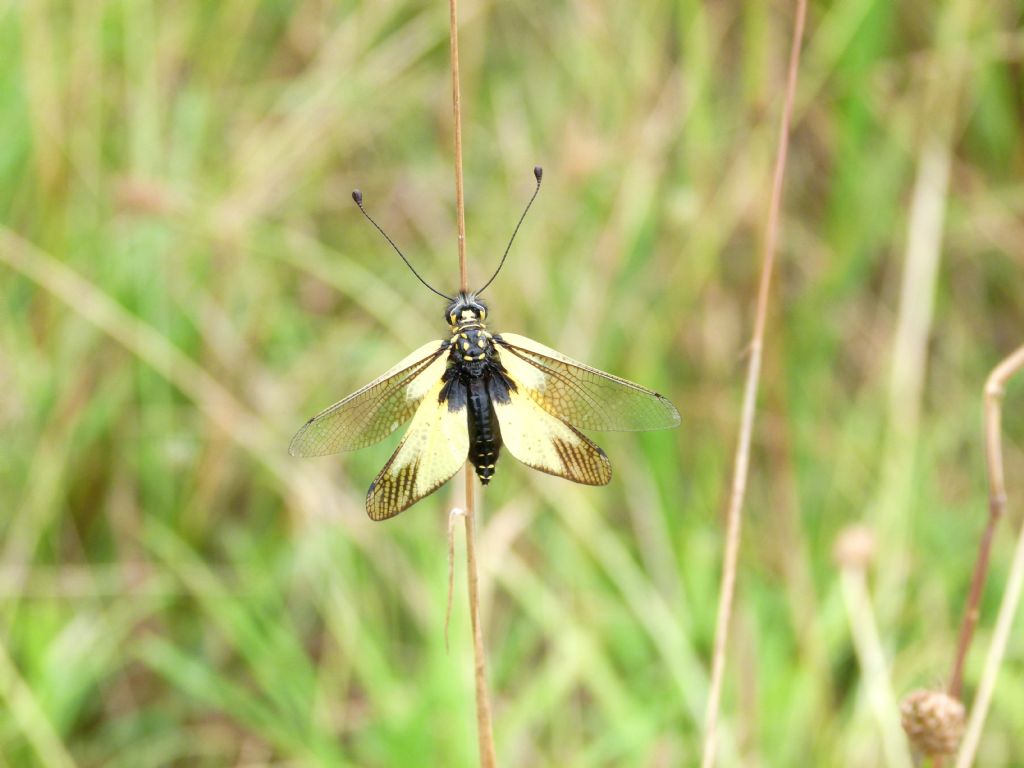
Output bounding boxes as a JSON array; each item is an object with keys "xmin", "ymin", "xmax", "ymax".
[{"xmin": 450, "ymin": 319, "xmax": 488, "ymax": 333}]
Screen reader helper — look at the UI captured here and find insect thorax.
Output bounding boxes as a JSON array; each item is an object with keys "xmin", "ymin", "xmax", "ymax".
[
  {"xmin": 449, "ymin": 321, "xmax": 493, "ymax": 368},
  {"xmin": 438, "ymin": 305, "xmax": 517, "ymax": 486}
]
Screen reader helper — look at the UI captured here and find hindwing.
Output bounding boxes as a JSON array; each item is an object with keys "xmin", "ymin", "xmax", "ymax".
[
  {"xmin": 366, "ymin": 377, "xmax": 469, "ymax": 520},
  {"xmin": 492, "ymin": 385, "xmax": 611, "ymax": 486}
]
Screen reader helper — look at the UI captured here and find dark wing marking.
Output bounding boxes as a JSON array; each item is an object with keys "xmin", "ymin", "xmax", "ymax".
[
  {"xmin": 289, "ymin": 340, "xmax": 449, "ymax": 457},
  {"xmin": 492, "ymin": 384, "xmax": 611, "ymax": 485},
  {"xmin": 366, "ymin": 377, "xmax": 469, "ymax": 520},
  {"xmin": 494, "ymin": 333, "xmax": 680, "ymax": 432}
]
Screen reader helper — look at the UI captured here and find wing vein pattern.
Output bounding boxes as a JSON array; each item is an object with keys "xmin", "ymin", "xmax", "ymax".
[
  {"xmin": 367, "ymin": 377, "xmax": 469, "ymax": 520},
  {"xmin": 492, "ymin": 384, "xmax": 611, "ymax": 485},
  {"xmin": 495, "ymin": 333, "xmax": 680, "ymax": 432},
  {"xmin": 289, "ymin": 340, "xmax": 448, "ymax": 457}
]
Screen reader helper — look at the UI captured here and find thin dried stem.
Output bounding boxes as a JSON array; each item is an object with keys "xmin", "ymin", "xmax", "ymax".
[
  {"xmin": 449, "ymin": 0, "xmax": 468, "ymax": 293},
  {"xmin": 952, "ymin": 344, "xmax": 1024, "ymax": 767},
  {"xmin": 447, "ymin": 0, "xmax": 496, "ymax": 765},
  {"xmin": 463, "ymin": 472, "xmax": 496, "ymax": 767},
  {"xmin": 445, "ymin": 507, "xmax": 466, "ymax": 651},
  {"xmin": 948, "ymin": 345, "xmax": 1024, "ymax": 698},
  {"xmin": 700, "ymin": 1, "xmax": 807, "ymax": 765}
]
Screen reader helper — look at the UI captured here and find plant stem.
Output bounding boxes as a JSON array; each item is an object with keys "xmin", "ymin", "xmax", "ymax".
[
  {"xmin": 840, "ymin": 567, "xmax": 914, "ymax": 768},
  {"xmin": 464, "ymin": 472, "xmax": 496, "ymax": 767},
  {"xmin": 449, "ymin": 0, "xmax": 467, "ymax": 294},
  {"xmin": 700, "ymin": 1, "xmax": 807, "ymax": 765},
  {"xmin": 951, "ymin": 344, "xmax": 1024, "ymax": 766},
  {"xmin": 948, "ymin": 345, "xmax": 1024, "ymax": 698},
  {"xmin": 447, "ymin": 0, "xmax": 496, "ymax": 765},
  {"xmin": 0, "ymin": 640, "xmax": 77, "ymax": 768}
]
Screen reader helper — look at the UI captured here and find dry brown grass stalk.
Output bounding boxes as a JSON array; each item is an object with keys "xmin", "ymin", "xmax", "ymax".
[
  {"xmin": 447, "ymin": 0, "xmax": 497, "ymax": 764},
  {"xmin": 700, "ymin": 1, "xmax": 808, "ymax": 764},
  {"xmin": 948, "ymin": 344, "xmax": 1024, "ymax": 698},
  {"xmin": 952, "ymin": 344, "xmax": 1024, "ymax": 766}
]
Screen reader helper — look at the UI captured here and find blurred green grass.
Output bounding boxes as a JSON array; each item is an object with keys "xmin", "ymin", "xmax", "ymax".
[{"xmin": 1, "ymin": 0, "xmax": 1023, "ymax": 765}]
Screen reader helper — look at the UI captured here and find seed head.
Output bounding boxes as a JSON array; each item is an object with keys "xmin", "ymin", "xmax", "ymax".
[
  {"xmin": 832, "ymin": 524, "xmax": 876, "ymax": 570},
  {"xmin": 900, "ymin": 689, "xmax": 965, "ymax": 756}
]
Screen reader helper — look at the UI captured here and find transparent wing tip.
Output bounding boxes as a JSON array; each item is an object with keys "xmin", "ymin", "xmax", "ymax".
[
  {"xmin": 660, "ymin": 396, "xmax": 682, "ymax": 428},
  {"xmin": 288, "ymin": 421, "xmax": 315, "ymax": 457}
]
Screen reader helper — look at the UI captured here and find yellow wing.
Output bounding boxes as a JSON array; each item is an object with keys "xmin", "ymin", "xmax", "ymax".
[
  {"xmin": 366, "ymin": 377, "xmax": 469, "ymax": 520},
  {"xmin": 492, "ymin": 385, "xmax": 611, "ymax": 486}
]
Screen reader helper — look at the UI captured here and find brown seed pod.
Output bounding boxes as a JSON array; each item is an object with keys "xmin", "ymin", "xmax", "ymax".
[{"xmin": 900, "ymin": 689, "xmax": 965, "ymax": 757}]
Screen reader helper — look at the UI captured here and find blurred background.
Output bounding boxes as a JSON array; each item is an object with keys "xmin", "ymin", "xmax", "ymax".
[{"xmin": 2, "ymin": 0, "xmax": 1023, "ymax": 765}]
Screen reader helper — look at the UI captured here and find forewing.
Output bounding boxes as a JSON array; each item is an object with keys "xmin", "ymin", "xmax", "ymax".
[
  {"xmin": 494, "ymin": 333, "xmax": 680, "ymax": 432},
  {"xmin": 366, "ymin": 378, "xmax": 469, "ymax": 520},
  {"xmin": 493, "ymin": 385, "xmax": 611, "ymax": 486},
  {"xmin": 289, "ymin": 340, "xmax": 448, "ymax": 457}
]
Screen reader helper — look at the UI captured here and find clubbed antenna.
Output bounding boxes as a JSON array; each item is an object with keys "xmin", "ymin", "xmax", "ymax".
[
  {"xmin": 352, "ymin": 189, "xmax": 454, "ymax": 301},
  {"xmin": 477, "ymin": 166, "xmax": 543, "ymax": 294}
]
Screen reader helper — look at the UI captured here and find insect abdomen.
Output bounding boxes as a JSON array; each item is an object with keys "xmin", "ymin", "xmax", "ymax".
[{"xmin": 467, "ymin": 377, "xmax": 500, "ymax": 485}]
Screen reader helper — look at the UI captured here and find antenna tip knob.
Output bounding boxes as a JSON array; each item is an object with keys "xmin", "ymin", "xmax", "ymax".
[
  {"xmin": 352, "ymin": 189, "xmax": 363, "ymax": 204},
  {"xmin": 534, "ymin": 166, "xmax": 543, "ymax": 181}
]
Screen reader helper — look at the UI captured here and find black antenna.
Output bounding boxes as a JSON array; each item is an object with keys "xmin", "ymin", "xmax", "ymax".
[
  {"xmin": 352, "ymin": 190, "xmax": 454, "ymax": 301},
  {"xmin": 477, "ymin": 166, "xmax": 543, "ymax": 294}
]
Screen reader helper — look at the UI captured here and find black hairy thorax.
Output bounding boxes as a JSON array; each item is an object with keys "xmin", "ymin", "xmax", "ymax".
[{"xmin": 439, "ymin": 309, "xmax": 516, "ymax": 485}]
